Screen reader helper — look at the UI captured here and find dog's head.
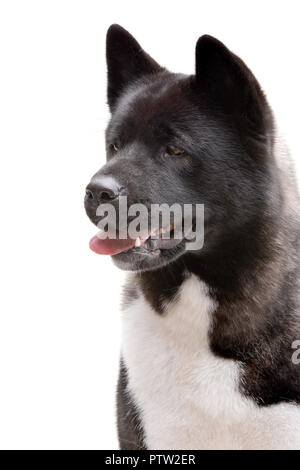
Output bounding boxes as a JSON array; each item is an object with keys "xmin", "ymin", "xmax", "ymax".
[{"xmin": 85, "ymin": 25, "xmax": 275, "ymax": 272}]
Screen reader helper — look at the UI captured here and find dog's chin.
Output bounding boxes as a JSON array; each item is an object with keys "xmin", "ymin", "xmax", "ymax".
[{"xmin": 111, "ymin": 240, "xmax": 187, "ymax": 272}]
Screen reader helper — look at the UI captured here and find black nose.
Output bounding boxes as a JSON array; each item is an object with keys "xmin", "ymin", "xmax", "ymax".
[{"xmin": 85, "ymin": 177, "xmax": 120, "ymax": 203}]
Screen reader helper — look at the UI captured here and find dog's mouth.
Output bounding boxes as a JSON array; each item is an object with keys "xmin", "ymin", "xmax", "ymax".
[{"xmin": 89, "ymin": 222, "xmax": 182, "ymax": 256}]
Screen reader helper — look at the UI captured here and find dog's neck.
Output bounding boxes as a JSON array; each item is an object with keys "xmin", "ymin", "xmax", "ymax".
[{"xmin": 138, "ymin": 207, "xmax": 282, "ymax": 312}]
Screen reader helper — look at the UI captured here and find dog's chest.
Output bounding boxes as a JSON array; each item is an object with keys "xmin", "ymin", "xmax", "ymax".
[{"xmin": 121, "ymin": 275, "xmax": 300, "ymax": 450}]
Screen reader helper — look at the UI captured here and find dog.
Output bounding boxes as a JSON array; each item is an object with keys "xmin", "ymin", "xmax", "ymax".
[{"xmin": 85, "ymin": 24, "xmax": 300, "ymax": 450}]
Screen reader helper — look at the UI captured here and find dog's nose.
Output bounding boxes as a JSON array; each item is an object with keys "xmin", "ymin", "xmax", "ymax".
[{"xmin": 85, "ymin": 177, "xmax": 120, "ymax": 203}]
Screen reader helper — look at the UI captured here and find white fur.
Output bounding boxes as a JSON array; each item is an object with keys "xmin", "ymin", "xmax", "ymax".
[{"xmin": 121, "ymin": 274, "xmax": 300, "ymax": 450}]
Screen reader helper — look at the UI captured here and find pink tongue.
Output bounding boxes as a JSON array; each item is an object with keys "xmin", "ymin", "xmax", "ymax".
[{"xmin": 89, "ymin": 233, "xmax": 136, "ymax": 255}]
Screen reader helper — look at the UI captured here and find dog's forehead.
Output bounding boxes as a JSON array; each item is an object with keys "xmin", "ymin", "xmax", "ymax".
[{"xmin": 109, "ymin": 73, "xmax": 191, "ymax": 135}]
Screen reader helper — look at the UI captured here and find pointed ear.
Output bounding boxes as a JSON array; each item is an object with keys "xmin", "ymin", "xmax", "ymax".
[
  {"xmin": 106, "ymin": 25, "xmax": 162, "ymax": 110},
  {"xmin": 195, "ymin": 35, "xmax": 267, "ymax": 133}
]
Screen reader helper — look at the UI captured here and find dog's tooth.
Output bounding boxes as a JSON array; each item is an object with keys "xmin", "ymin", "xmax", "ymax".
[
  {"xmin": 166, "ymin": 224, "xmax": 174, "ymax": 233},
  {"xmin": 162, "ymin": 226, "xmax": 170, "ymax": 234},
  {"xmin": 135, "ymin": 237, "xmax": 141, "ymax": 248}
]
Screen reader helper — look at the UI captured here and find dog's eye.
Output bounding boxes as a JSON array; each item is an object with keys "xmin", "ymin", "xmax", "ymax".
[
  {"xmin": 110, "ymin": 143, "xmax": 119, "ymax": 153},
  {"xmin": 166, "ymin": 145, "xmax": 185, "ymax": 156}
]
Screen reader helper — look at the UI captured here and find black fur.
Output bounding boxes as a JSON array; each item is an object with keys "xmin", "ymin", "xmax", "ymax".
[
  {"xmin": 106, "ymin": 25, "xmax": 162, "ymax": 110},
  {"xmin": 117, "ymin": 361, "xmax": 146, "ymax": 450},
  {"xmin": 85, "ymin": 25, "xmax": 300, "ymax": 448}
]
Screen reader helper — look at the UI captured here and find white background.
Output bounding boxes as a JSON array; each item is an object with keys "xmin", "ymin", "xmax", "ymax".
[{"xmin": 0, "ymin": 0, "xmax": 299, "ymax": 450}]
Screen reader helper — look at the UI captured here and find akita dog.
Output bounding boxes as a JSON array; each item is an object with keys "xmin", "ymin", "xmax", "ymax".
[{"xmin": 85, "ymin": 25, "xmax": 300, "ymax": 449}]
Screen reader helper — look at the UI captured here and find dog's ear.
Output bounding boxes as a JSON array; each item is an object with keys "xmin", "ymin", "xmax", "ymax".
[
  {"xmin": 106, "ymin": 24, "xmax": 162, "ymax": 110},
  {"xmin": 195, "ymin": 35, "xmax": 267, "ymax": 133}
]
